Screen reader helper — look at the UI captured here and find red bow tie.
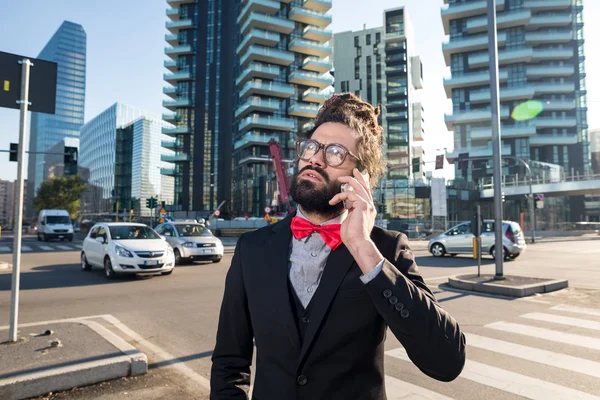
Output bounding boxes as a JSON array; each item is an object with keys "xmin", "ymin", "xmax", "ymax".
[{"xmin": 291, "ymin": 217, "xmax": 342, "ymax": 250}]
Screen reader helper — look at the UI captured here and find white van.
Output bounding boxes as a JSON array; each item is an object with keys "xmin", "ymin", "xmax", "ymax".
[{"xmin": 37, "ymin": 209, "xmax": 74, "ymax": 242}]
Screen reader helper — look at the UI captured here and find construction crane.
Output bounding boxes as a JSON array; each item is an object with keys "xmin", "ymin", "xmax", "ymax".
[{"xmin": 268, "ymin": 138, "xmax": 295, "ymax": 214}]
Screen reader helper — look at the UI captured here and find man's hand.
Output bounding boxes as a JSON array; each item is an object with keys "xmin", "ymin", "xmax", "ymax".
[{"xmin": 329, "ymin": 168, "xmax": 382, "ymax": 273}]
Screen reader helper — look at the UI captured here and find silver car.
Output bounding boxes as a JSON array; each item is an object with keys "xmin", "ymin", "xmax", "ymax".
[
  {"xmin": 154, "ymin": 221, "xmax": 224, "ymax": 265},
  {"xmin": 428, "ymin": 220, "xmax": 527, "ymax": 260}
]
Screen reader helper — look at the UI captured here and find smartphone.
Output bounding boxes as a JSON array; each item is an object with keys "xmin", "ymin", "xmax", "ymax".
[{"xmin": 341, "ymin": 169, "xmax": 369, "ymax": 209}]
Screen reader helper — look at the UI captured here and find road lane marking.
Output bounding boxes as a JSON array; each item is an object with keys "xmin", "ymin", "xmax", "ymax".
[
  {"xmin": 551, "ymin": 304, "xmax": 600, "ymax": 317},
  {"xmin": 21, "ymin": 246, "xmax": 32, "ymax": 252},
  {"xmin": 73, "ymin": 244, "xmax": 83, "ymax": 249},
  {"xmin": 39, "ymin": 245, "xmax": 53, "ymax": 251},
  {"xmin": 486, "ymin": 321, "xmax": 600, "ymax": 351},
  {"xmin": 0, "ymin": 246, "xmax": 10, "ymax": 252},
  {"xmin": 56, "ymin": 245, "xmax": 74, "ymax": 251},
  {"xmin": 521, "ymin": 312, "xmax": 600, "ymax": 332},
  {"xmin": 386, "ymin": 348, "xmax": 600, "ymax": 400},
  {"xmin": 385, "ymin": 375, "xmax": 454, "ymax": 399},
  {"xmin": 466, "ymin": 333, "xmax": 600, "ymax": 379}
]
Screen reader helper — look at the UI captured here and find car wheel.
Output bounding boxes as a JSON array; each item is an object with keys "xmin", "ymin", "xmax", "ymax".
[
  {"xmin": 491, "ymin": 246, "xmax": 509, "ymax": 261},
  {"xmin": 104, "ymin": 257, "xmax": 116, "ymax": 280},
  {"xmin": 212, "ymin": 258, "xmax": 221, "ymax": 263},
  {"xmin": 37, "ymin": 233, "xmax": 41, "ymax": 241},
  {"xmin": 42, "ymin": 233, "xmax": 47, "ymax": 242},
  {"xmin": 68, "ymin": 237, "xmax": 73, "ymax": 242},
  {"xmin": 450, "ymin": 254, "xmax": 457, "ymax": 257},
  {"xmin": 508, "ymin": 253, "xmax": 519, "ymax": 260},
  {"xmin": 174, "ymin": 249, "xmax": 183, "ymax": 265},
  {"xmin": 81, "ymin": 252, "xmax": 92, "ymax": 271},
  {"xmin": 161, "ymin": 269, "xmax": 173, "ymax": 276},
  {"xmin": 431, "ymin": 243, "xmax": 446, "ymax": 257}
]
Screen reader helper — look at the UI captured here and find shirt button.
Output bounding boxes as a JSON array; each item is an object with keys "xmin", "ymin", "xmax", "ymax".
[
  {"xmin": 383, "ymin": 289, "xmax": 393, "ymax": 298},
  {"xmin": 297, "ymin": 375, "xmax": 308, "ymax": 386},
  {"xmin": 302, "ymin": 317, "xmax": 310, "ymax": 324},
  {"xmin": 307, "ymin": 286, "xmax": 314, "ymax": 293},
  {"xmin": 310, "ymin": 251, "xmax": 317, "ymax": 257}
]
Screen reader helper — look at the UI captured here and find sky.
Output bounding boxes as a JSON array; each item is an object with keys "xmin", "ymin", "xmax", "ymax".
[{"xmin": 1, "ymin": 0, "xmax": 600, "ymax": 182}]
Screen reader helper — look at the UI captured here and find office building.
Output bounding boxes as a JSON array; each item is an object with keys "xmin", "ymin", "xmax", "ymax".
[
  {"xmin": 232, "ymin": 0, "xmax": 334, "ymax": 215},
  {"xmin": 0, "ymin": 180, "xmax": 14, "ymax": 227},
  {"xmin": 591, "ymin": 129, "xmax": 600, "ymax": 175},
  {"xmin": 442, "ymin": 0, "xmax": 588, "ymax": 222},
  {"xmin": 44, "ymin": 137, "xmax": 80, "ymax": 179},
  {"xmin": 79, "ymin": 103, "xmax": 175, "ymax": 217},
  {"xmin": 26, "ymin": 21, "xmax": 86, "ymax": 218},
  {"xmin": 161, "ymin": 0, "xmax": 238, "ymax": 215},
  {"xmin": 334, "ymin": 7, "xmax": 425, "ymax": 180}
]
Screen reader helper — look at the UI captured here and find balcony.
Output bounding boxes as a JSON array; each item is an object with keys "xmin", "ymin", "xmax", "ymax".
[
  {"xmin": 467, "ymin": 10, "xmax": 531, "ymax": 34},
  {"xmin": 444, "ymin": 107, "xmax": 510, "ymax": 130},
  {"xmin": 289, "ymin": 7, "xmax": 332, "ymax": 28},
  {"xmin": 167, "ymin": 0, "xmax": 194, "ymax": 5},
  {"xmin": 533, "ymin": 83, "xmax": 575, "ymax": 94},
  {"xmin": 526, "ymin": 65, "xmax": 574, "ymax": 78},
  {"xmin": 542, "ymin": 99, "xmax": 576, "ymax": 111},
  {"xmin": 238, "ymin": 0, "xmax": 280, "ymax": 25},
  {"xmin": 165, "ymin": 33, "xmax": 178, "ymax": 46},
  {"xmin": 234, "ymin": 133, "xmax": 277, "ymax": 151},
  {"xmin": 387, "ymin": 134, "xmax": 408, "ymax": 145},
  {"xmin": 470, "ymin": 83, "xmax": 575, "ymax": 104},
  {"xmin": 239, "ymin": 80, "xmax": 295, "ymax": 98},
  {"xmin": 163, "ymin": 70, "xmax": 192, "ymax": 83},
  {"xmin": 385, "ymin": 65, "xmax": 407, "ymax": 75},
  {"xmin": 241, "ymin": 12, "xmax": 295, "ymax": 35},
  {"xmin": 161, "ymin": 153, "xmax": 191, "ymax": 163},
  {"xmin": 530, "ymin": 133, "xmax": 578, "ymax": 146},
  {"xmin": 441, "ymin": 0, "xmax": 505, "ymax": 35},
  {"xmin": 387, "ymin": 111, "xmax": 408, "ymax": 120},
  {"xmin": 469, "ymin": 47, "xmax": 533, "ymax": 68},
  {"xmin": 164, "ymin": 59, "xmax": 177, "ymax": 72},
  {"xmin": 160, "ymin": 168, "xmax": 177, "ymax": 176},
  {"xmin": 162, "ymin": 125, "xmax": 193, "ymax": 136},
  {"xmin": 303, "ymin": 26, "xmax": 333, "ymax": 43},
  {"xmin": 303, "ymin": 57, "xmax": 332, "ymax": 74},
  {"xmin": 166, "ymin": 7, "xmax": 180, "ymax": 21},
  {"xmin": 530, "ymin": 14, "xmax": 572, "ymax": 28},
  {"xmin": 470, "ymin": 124, "xmax": 537, "ymax": 140},
  {"xmin": 239, "ymin": 114, "xmax": 295, "ymax": 133},
  {"xmin": 532, "ymin": 48, "xmax": 574, "ymax": 61},
  {"xmin": 524, "ymin": 0, "xmax": 573, "ymax": 11},
  {"xmin": 162, "ymin": 98, "xmax": 193, "ymax": 110},
  {"xmin": 240, "ymin": 45, "xmax": 294, "ymax": 67},
  {"xmin": 163, "ymin": 86, "xmax": 177, "ymax": 98},
  {"xmin": 303, "ymin": 0, "xmax": 332, "ymax": 12},
  {"xmin": 165, "ymin": 44, "xmax": 195, "ymax": 59},
  {"xmin": 166, "ymin": 19, "xmax": 193, "ymax": 33},
  {"xmin": 289, "ymin": 38, "xmax": 332, "ymax": 58},
  {"xmin": 161, "ymin": 140, "xmax": 179, "ymax": 150},
  {"xmin": 447, "ymin": 144, "xmax": 512, "ymax": 161},
  {"xmin": 289, "ymin": 70, "xmax": 333, "ymax": 90},
  {"xmin": 525, "ymin": 31, "xmax": 573, "ymax": 45},
  {"xmin": 236, "ymin": 29, "xmax": 281, "ymax": 55},
  {"xmin": 162, "ymin": 113, "xmax": 179, "ymax": 123},
  {"xmin": 443, "ymin": 70, "xmax": 508, "ymax": 98},
  {"xmin": 288, "ymin": 102, "xmax": 320, "ymax": 118},
  {"xmin": 534, "ymin": 117, "xmax": 577, "ymax": 129},
  {"xmin": 303, "ymin": 88, "xmax": 329, "ymax": 103},
  {"xmin": 235, "ymin": 97, "xmax": 280, "ymax": 119},
  {"xmin": 236, "ymin": 62, "xmax": 280, "ymax": 86},
  {"xmin": 442, "ymin": 33, "xmax": 506, "ymax": 65}
]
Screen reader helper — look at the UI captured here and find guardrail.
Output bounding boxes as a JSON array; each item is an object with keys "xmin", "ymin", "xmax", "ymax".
[{"xmin": 479, "ymin": 173, "xmax": 600, "ymax": 190}]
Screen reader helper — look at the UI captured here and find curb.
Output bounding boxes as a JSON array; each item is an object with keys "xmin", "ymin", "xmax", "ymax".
[
  {"xmin": 0, "ymin": 319, "xmax": 147, "ymax": 400},
  {"xmin": 447, "ymin": 276, "xmax": 568, "ymax": 298}
]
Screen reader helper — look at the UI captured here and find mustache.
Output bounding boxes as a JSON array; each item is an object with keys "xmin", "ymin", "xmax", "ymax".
[{"xmin": 298, "ymin": 165, "xmax": 329, "ymax": 183}]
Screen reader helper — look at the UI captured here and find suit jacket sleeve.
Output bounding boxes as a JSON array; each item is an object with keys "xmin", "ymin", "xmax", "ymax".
[
  {"xmin": 210, "ymin": 236, "xmax": 254, "ymax": 399},
  {"xmin": 364, "ymin": 233, "xmax": 466, "ymax": 382}
]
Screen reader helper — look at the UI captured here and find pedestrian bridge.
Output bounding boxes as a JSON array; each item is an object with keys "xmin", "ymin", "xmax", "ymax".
[{"xmin": 479, "ymin": 173, "xmax": 600, "ymax": 198}]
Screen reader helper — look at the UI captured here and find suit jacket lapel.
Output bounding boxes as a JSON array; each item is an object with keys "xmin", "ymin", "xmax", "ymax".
[
  {"xmin": 268, "ymin": 214, "xmax": 301, "ymax": 354},
  {"xmin": 298, "ymin": 244, "xmax": 355, "ymax": 366}
]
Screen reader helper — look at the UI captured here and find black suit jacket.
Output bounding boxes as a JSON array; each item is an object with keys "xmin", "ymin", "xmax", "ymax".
[{"xmin": 211, "ymin": 214, "xmax": 466, "ymax": 400}]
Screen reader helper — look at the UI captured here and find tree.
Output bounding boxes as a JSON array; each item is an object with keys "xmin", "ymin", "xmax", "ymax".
[{"xmin": 34, "ymin": 176, "xmax": 88, "ymax": 219}]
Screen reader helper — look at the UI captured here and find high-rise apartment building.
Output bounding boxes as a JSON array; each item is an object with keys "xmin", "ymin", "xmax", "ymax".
[
  {"xmin": 333, "ymin": 7, "xmax": 425, "ymax": 181},
  {"xmin": 80, "ymin": 104, "xmax": 175, "ymax": 216},
  {"xmin": 231, "ymin": 0, "xmax": 334, "ymax": 215},
  {"xmin": 26, "ymin": 21, "xmax": 86, "ymax": 218},
  {"xmin": 442, "ymin": 0, "xmax": 588, "ymax": 179},
  {"xmin": 161, "ymin": 0, "xmax": 238, "ymax": 215}
]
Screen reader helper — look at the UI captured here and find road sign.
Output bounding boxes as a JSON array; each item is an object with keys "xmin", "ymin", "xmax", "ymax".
[
  {"xmin": 537, "ymin": 201, "xmax": 544, "ymax": 209},
  {"xmin": 0, "ymin": 51, "xmax": 57, "ymax": 114},
  {"xmin": 214, "ymin": 210, "xmax": 220, "ymax": 217},
  {"xmin": 536, "ymin": 194, "xmax": 544, "ymax": 201},
  {"xmin": 159, "ymin": 212, "xmax": 167, "ymax": 218},
  {"xmin": 264, "ymin": 206, "xmax": 271, "ymax": 213}
]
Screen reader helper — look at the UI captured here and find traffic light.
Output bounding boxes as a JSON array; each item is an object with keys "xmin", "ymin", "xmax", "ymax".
[
  {"xmin": 9, "ymin": 143, "xmax": 17, "ymax": 162},
  {"xmin": 502, "ymin": 192, "xmax": 506, "ymax": 203},
  {"xmin": 145, "ymin": 197, "xmax": 157, "ymax": 209},
  {"xmin": 130, "ymin": 199, "xmax": 136, "ymax": 210},
  {"xmin": 64, "ymin": 146, "xmax": 78, "ymax": 176}
]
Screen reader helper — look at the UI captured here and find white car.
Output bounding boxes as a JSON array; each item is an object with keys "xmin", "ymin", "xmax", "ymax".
[
  {"xmin": 154, "ymin": 221, "xmax": 224, "ymax": 264},
  {"xmin": 81, "ymin": 222, "xmax": 175, "ymax": 279}
]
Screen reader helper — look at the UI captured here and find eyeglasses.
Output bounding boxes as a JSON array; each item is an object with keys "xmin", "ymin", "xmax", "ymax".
[{"xmin": 296, "ymin": 139, "xmax": 362, "ymax": 167}]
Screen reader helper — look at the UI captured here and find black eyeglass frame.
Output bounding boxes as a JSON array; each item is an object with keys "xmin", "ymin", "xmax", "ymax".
[{"xmin": 295, "ymin": 139, "xmax": 362, "ymax": 168}]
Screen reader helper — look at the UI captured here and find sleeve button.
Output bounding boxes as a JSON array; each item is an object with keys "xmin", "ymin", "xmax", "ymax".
[
  {"xmin": 383, "ymin": 289, "xmax": 393, "ymax": 298},
  {"xmin": 395, "ymin": 302, "xmax": 404, "ymax": 311},
  {"xmin": 389, "ymin": 296, "xmax": 398, "ymax": 305},
  {"xmin": 400, "ymin": 309, "xmax": 410, "ymax": 319}
]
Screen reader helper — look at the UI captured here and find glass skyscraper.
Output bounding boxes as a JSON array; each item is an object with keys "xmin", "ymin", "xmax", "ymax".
[
  {"xmin": 26, "ymin": 21, "xmax": 87, "ymax": 218},
  {"xmin": 162, "ymin": 0, "xmax": 238, "ymax": 216}
]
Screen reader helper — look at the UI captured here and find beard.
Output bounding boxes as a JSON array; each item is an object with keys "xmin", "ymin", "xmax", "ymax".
[{"xmin": 290, "ymin": 165, "xmax": 344, "ymax": 215}]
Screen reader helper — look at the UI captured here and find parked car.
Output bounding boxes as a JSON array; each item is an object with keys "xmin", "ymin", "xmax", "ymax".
[
  {"xmin": 37, "ymin": 209, "xmax": 74, "ymax": 242},
  {"xmin": 428, "ymin": 220, "xmax": 526, "ymax": 260},
  {"xmin": 154, "ymin": 221, "xmax": 224, "ymax": 265},
  {"xmin": 81, "ymin": 222, "xmax": 175, "ymax": 279}
]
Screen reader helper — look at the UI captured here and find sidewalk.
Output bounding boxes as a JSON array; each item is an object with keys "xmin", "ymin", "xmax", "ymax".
[{"xmin": 0, "ymin": 319, "xmax": 147, "ymax": 400}]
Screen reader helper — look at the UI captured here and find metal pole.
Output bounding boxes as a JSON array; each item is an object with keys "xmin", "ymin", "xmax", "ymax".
[
  {"xmin": 526, "ymin": 163, "xmax": 536, "ymax": 244},
  {"xmin": 477, "ymin": 204, "xmax": 482, "ymax": 277},
  {"xmin": 9, "ymin": 58, "xmax": 32, "ymax": 342},
  {"xmin": 487, "ymin": 0, "xmax": 504, "ymax": 280}
]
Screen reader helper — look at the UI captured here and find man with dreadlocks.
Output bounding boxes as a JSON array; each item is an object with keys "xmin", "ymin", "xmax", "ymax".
[{"xmin": 211, "ymin": 93, "xmax": 466, "ymax": 400}]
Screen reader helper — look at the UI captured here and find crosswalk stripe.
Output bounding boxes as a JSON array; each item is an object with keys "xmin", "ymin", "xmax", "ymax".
[
  {"xmin": 465, "ymin": 333, "xmax": 600, "ymax": 379},
  {"xmin": 56, "ymin": 245, "xmax": 73, "ymax": 251},
  {"xmin": 486, "ymin": 321, "xmax": 600, "ymax": 351},
  {"xmin": 521, "ymin": 312, "xmax": 600, "ymax": 332},
  {"xmin": 551, "ymin": 304, "xmax": 600, "ymax": 318},
  {"xmin": 21, "ymin": 246, "xmax": 32, "ymax": 252},
  {"xmin": 386, "ymin": 348, "xmax": 600, "ymax": 400},
  {"xmin": 73, "ymin": 244, "xmax": 83, "ymax": 249},
  {"xmin": 0, "ymin": 246, "xmax": 10, "ymax": 252},
  {"xmin": 40, "ymin": 245, "xmax": 53, "ymax": 251},
  {"xmin": 385, "ymin": 375, "xmax": 454, "ymax": 400}
]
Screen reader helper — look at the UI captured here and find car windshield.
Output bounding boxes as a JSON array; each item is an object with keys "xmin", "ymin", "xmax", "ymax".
[
  {"xmin": 46, "ymin": 216, "xmax": 71, "ymax": 225},
  {"xmin": 109, "ymin": 225, "xmax": 160, "ymax": 240},
  {"xmin": 175, "ymin": 224, "xmax": 212, "ymax": 237}
]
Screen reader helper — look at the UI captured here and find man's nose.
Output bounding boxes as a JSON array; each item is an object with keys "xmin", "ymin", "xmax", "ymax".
[{"xmin": 308, "ymin": 148, "xmax": 326, "ymax": 168}]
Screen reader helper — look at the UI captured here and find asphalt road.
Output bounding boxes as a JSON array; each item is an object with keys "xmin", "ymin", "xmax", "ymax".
[{"xmin": 1, "ymin": 239, "xmax": 600, "ymax": 399}]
